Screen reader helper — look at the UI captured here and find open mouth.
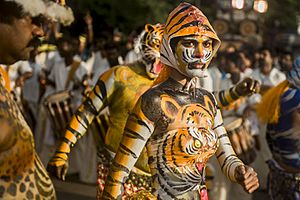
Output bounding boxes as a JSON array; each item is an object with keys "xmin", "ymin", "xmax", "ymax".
[
  {"xmin": 196, "ymin": 162, "xmax": 204, "ymax": 173},
  {"xmin": 150, "ymin": 58, "xmax": 163, "ymax": 74},
  {"xmin": 188, "ymin": 62, "xmax": 205, "ymax": 70}
]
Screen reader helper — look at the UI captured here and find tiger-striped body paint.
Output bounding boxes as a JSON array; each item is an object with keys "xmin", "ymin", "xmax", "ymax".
[
  {"xmin": 103, "ymin": 3, "xmax": 245, "ymax": 199},
  {"xmin": 103, "ymin": 78, "xmax": 243, "ymax": 200},
  {"xmin": 47, "ymin": 24, "xmax": 165, "ymax": 197}
]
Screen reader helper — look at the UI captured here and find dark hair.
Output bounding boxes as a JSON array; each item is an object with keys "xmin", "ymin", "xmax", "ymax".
[
  {"xmin": 225, "ymin": 52, "xmax": 240, "ymax": 65},
  {"xmin": 0, "ymin": 1, "xmax": 26, "ymax": 24}
]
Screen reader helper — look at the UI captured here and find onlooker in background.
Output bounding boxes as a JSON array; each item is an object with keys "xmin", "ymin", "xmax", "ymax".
[
  {"xmin": 278, "ymin": 50, "xmax": 294, "ymax": 73},
  {"xmin": 251, "ymin": 48, "xmax": 286, "ymax": 94},
  {"xmin": 22, "ymin": 47, "xmax": 42, "ymax": 130}
]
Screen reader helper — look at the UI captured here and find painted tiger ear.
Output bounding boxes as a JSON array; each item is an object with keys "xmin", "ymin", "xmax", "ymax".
[
  {"xmin": 145, "ymin": 24, "xmax": 154, "ymax": 32},
  {"xmin": 160, "ymin": 95, "xmax": 180, "ymax": 119}
]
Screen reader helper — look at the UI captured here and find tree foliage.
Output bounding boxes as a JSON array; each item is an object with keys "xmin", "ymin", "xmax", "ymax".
[
  {"xmin": 68, "ymin": 0, "xmax": 214, "ymax": 34},
  {"xmin": 264, "ymin": 0, "xmax": 300, "ymax": 33},
  {"xmin": 68, "ymin": 0, "xmax": 299, "ymax": 35}
]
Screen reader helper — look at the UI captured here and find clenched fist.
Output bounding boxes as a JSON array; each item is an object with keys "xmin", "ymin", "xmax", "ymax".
[
  {"xmin": 47, "ymin": 153, "xmax": 69, "ymax": 181},
  {"xmin": 235, "ymin": 165, "xmax": 259, "ymax": 193},
  {"xmin": 235, "ymin": 78, "xmax": 260, "ymax": 96}
]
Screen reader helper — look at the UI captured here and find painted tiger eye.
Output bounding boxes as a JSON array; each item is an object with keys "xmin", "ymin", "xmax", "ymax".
[{"xmin": 195, "ymin": 139, "xmax": 201, "ymax": 148}]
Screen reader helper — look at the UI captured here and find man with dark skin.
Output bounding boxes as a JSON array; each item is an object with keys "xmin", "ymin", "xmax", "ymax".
[{"xmin": 0, "ymin": 0, "xmax": 73, "ymax": 199}]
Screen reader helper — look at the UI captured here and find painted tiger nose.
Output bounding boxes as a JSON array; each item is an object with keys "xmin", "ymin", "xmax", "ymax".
[
  {"xmin": 195, "ymin": 44, "xmax": 204, "ymax": 58},
  {"xmin": 195, "ymin": 52, "xmax": 204, "ymax": 58}
]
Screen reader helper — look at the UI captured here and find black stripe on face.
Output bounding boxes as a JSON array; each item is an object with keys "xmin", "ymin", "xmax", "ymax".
[{"xmin": 166, "ymin": 4, "xmax": 192, "ymax": 28}]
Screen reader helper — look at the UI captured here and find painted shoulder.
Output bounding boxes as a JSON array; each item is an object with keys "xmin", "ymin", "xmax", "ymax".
[{"xmin": 140, "ymin": 85, "xmax": 164, "ymax": 122}]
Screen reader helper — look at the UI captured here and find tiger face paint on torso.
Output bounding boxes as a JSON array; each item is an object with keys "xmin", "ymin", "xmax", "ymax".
[{"xmin": 140, "ymin": 78, "xmax": 218, "ymax": 198}]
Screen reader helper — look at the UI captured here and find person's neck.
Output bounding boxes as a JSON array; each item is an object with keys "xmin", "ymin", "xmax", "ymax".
[{"xmin": 168, "ymin": 67, "xmax": 189, "ymax": 86}]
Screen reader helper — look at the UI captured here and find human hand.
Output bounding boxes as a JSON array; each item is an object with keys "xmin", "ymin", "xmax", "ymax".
[
  {"xmin": 235, "ymin": 78, "xmax": 260, "ymax": 96},
  {"xmin": 15, "ymin": 77, "xmax": 24, "ymax": 87},
  {"xmin": 235, "ymin": 165, "xmax": 259, "ymax": 193},
  {"xmin": 47, "ymin": 153, "xmax": 69, "ymax": 181}
]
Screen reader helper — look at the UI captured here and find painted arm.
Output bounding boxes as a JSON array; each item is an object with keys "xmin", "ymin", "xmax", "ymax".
[
  {"xmin": 214, "ymin": 77, "xmax": 260, "ymax": 108},
  {"xmin": 102, "ymin": 98, "xmax": 154, "ymax": 199},
  {"xmin": 47, "ymin": 69, "xmax": 116, "ymax": 180},
  {"xmin": 214, "ymin": 108, "xmax": 259, "ymax": 193}
]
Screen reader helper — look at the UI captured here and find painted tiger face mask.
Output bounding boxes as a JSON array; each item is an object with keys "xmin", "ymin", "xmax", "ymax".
[
  {"xmin": 139, "ymin": 23, "xmax": 165, "ymax": 79},
  {"xmin": 160, "ymin": 2, "xmax": 221, "ymax": 78}
]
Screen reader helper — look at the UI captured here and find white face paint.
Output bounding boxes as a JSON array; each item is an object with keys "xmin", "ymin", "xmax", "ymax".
[{"xmin": 175, "ymin": 35, "xmax": 213, "ymax": 78}]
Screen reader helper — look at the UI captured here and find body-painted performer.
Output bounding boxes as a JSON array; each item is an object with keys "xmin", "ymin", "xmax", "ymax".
[
  {"xmin": 47, "ymin": 20, "xmax": 258, "ymax": 198},
  {"xmin": 257, "ymin": 57, "xmax": 300, "ymax": 200},
  {"xmin": 47, "ymin": 23, "xmax": 166, "ymax": 197},
  {"xmin": 0, "ymin": 0, "xmax": 74, "ymax": 199},
  {"xmin": 102, "ymin": 3, "xmax": 259, "ymax": 200}
]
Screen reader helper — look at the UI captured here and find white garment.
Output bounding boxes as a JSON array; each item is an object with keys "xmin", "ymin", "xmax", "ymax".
[
  {"xmin": 124, "ymin": 49, "xmax": 141, "ymax": 64},
  {"xmin": 250, "ymin": 67, "xmax": 286, "ymax": 87},
  {"xmin": 91, "ymin": 51, "xmax": 110, "ymax": 85},
  {"xmin": 23, "ymin": 62, "xmax": 41, "ymax": 103},
  {"xmin": 199, "ymin": 70, "xmax": 213, "ymax": 92},
  {"xmin": 35, "ymin": 51, "xmax": 58, "ymax": 72},
  {"xmin": 207, "ymin": 66, "xmax": 231, "ymax": 92},
  {"xmin": 46, "ymin": 54, "xmax": 87, "ymax": 94},
  {"xmin": 4, "ymin": 60, "xmax": 32, "ymax": 89}
]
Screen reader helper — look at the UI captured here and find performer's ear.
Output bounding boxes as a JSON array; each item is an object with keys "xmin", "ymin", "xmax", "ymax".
[
  {"xmin": 145, "ymin": 24, "xmax": 154, "ymax": 32},
  {"xmin": 160, "ymin": 95, "xmax": 180, "ymax": 119}
]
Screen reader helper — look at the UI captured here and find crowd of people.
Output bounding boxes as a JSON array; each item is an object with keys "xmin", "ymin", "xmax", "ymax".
[{"xmin": 0, "ymin": 0, "xmax": 299, "ymax": 200}]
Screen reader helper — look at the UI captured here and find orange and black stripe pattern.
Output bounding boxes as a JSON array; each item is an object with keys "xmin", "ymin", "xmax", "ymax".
[
  {"xmin": 160, "ymin": 2, "xmax": 220, "ymax": 72},
  {"xmin": 102, "ymin": 77, "xmax": 244, "ymax": 199}
]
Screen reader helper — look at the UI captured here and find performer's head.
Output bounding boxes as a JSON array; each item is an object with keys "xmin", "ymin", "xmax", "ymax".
[
  {"xmin": 0, "ymin": 0, "xmax": 74, "ymax": 65},
  {"xmin": 138, "ymin": 23, "xmax": 165, "ymax": 79},
  {"xmin": 0, "ymin": 0, "xmax": 46, "ymax": 64},
  {"xmin": 160, "ymin": 2, "xmax": 220, "ymax": 78}
]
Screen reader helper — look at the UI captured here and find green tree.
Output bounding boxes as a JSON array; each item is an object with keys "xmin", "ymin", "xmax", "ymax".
[{"xmin": 69, "ymin": 0, "xmax": 215, "ymax": 34}]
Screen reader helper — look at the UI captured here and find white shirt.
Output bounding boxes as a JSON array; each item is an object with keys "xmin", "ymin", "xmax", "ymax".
[
  {"xmin": 4, "ymin": 60, "xmax": 32, "ymax": 89},
  {"xmin": 250, "ymin": 67, "xmax": 286, "ymax": 87},
  {"xmin": 91, "ymin": 51, "xmax": 110, "ymax": 85},
  {"xmin": 23, "ymin": 62, "xmax": 42, "ymax": 103},
  {"xmin": 48, "ymin": 55, "xmax": 87, "ymax": 92}
]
